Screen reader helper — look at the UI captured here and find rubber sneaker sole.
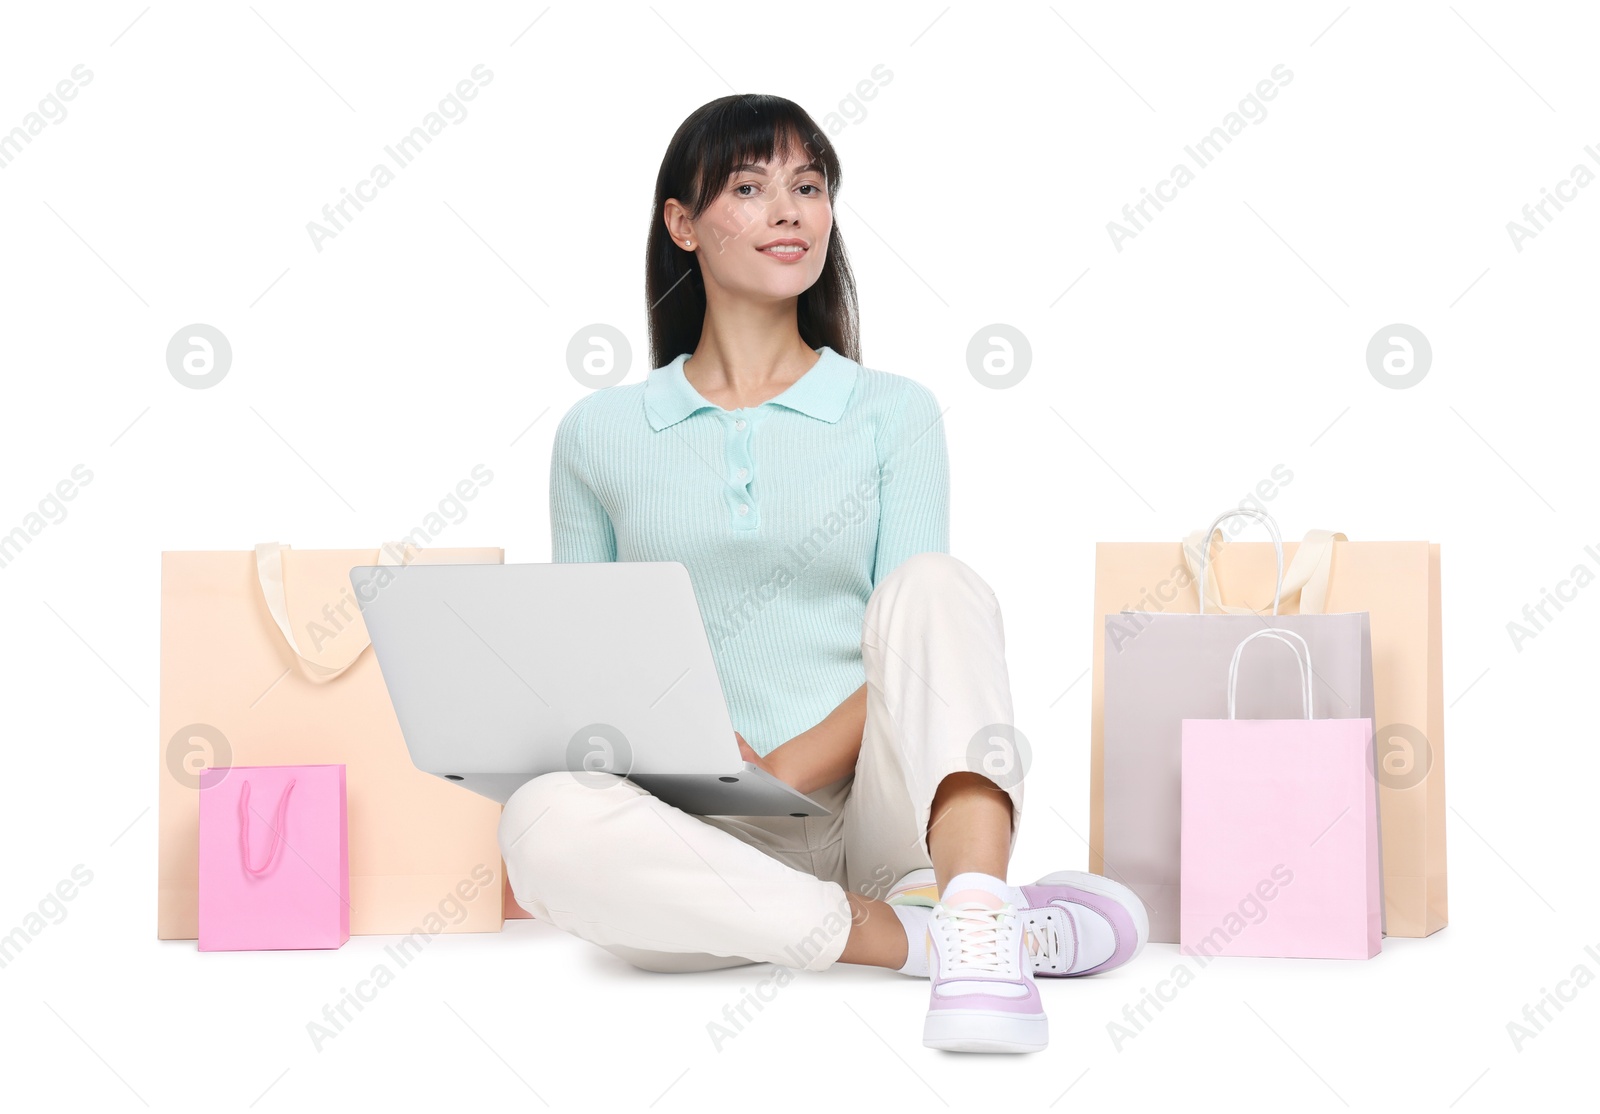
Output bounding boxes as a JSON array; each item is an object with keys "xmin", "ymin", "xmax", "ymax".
[{"xmin": 923, "ymin": 1008, "xmax": 1048, "ymax": 1054}]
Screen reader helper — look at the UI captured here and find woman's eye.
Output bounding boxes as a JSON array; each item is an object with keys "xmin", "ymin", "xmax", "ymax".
[{"xmin": 734, "ymin": 181, "xmax": 822, "ymax": 198}]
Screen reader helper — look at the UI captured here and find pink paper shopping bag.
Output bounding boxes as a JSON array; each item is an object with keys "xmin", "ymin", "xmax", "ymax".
[
  {"xmin": 1181, "ymin": 630, "xmax": 1381, "ymax": 960},
  {"xmin": 198, "ymin": 765, "xmax": 349, "ymax": 951}
]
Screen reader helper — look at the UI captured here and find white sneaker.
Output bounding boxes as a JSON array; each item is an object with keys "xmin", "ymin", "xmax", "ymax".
[
  {"xmin": 922, "ymin": 885, "xmax": 1047, "ymax": 1054},
  {"xmin": 891, "ymin": 867, "xmax": 1148, "ymax": 976}
]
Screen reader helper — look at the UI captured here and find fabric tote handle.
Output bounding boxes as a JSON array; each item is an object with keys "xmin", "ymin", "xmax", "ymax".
[
  {"xmin": 1195, "ymin": 509, "xmax": 1284, "ymax": 615},
  {"xmin": 1183, "ymin": 510, "xmax": 1347, "ymax": 616},
  {"xmin": 254, "ymin": 541, "xmax": 413, "ymax": 682},
  {"xmin": 238, "ymin": 777, "xmax": 297, "ymax": 876},
  {"xmin": 1227, "ymin": 628, "xmax": 1314, "ymax": 720}
]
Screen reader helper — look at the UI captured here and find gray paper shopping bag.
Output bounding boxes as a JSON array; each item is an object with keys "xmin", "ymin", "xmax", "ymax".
[{"xmin": 1099, "ymin": 509, "xmax": 1378, "ymax": 943}]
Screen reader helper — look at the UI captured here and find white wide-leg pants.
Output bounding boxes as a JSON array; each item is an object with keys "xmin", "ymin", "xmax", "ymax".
[{"xmin": 497, "ymin": 551, "xmax": 1022, "ymax": 972}]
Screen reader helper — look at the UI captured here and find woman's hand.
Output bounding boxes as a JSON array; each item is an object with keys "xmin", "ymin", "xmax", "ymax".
[
  {"xmin": 742, "ymin": 728, "xmax": 844, "ymax": 796},
  {"xmin": 736, "ymin": 684, "xmax": 868, "ymax": 796},
  {"xmin": 735, "ymin": 731, "xmax": 777, "ymax": 776},
  {"xmin": 733, "ymin": 685, "xmax": 869, "ymax": 796}
]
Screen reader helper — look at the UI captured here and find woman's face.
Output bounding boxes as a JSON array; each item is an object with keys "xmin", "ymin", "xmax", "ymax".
[{"xmin": 677, "ymin": 145, "xmax": 831, "ymax": 303}]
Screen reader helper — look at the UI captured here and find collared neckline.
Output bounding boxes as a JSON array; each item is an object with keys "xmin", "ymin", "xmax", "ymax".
[{"xmin": 643, "ymin": 345, "xmax": 859, "ymax": 432}]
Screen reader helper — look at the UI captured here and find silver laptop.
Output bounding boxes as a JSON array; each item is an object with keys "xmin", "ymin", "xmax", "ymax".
[{"xmin": 349, "ymin": 561, "xmax": 830, "ymax": 817}]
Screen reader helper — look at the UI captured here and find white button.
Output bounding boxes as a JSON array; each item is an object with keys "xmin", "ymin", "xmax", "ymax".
[
  {"xmin": 738, "ymin": 467, "xmax": 749, "ymax": 479},
  {"xmin": 737, "ymin": 503, "xmax": 749, "ymax": 515},
  {"xmin": 734, "ymin": 419, "xmax": 746, "ymax": 431}
]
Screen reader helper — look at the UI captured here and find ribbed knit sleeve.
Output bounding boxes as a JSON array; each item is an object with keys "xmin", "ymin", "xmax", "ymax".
[
  {"xmin": 871, "ymin": 378, "xmax": 950, "ymax": 585},
  {"xmin": 549, "ymin": 398, "xmax": 618, "ymax": 563}
]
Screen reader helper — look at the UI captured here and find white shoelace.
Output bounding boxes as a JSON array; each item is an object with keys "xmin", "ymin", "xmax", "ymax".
[
  {"xmin": 938, "ymin": 901, "xmax": 1021, "ymax": 977},
  {"xmin": 1023, "ymin": 907, "xmax": 1067, "ymax": 971}
]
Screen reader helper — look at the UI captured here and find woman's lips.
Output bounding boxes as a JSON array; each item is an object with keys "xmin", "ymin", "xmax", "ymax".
[{"xmin": 758, "ymin": 245, "xmax": 808, "ymax": 263}]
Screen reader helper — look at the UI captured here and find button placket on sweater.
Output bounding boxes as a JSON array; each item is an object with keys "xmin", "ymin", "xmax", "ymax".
[{"xmin": 724, "ymin": 407, "xmax": 759, "ymax": 530}]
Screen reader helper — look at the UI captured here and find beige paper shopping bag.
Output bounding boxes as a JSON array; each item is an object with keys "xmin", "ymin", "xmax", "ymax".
[
  {"xmin": 1090, "ymin": 522, "xmax": 1446, "ymax": 938},
  {"xmin": 159, "ymin": 543, "xmax": 510, "ymax": 939}
]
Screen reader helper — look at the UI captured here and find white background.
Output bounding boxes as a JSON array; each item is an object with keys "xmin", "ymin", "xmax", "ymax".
[{"xmin": 1, "ymin": 1, "xmax": 1595, "ymax": 1109}]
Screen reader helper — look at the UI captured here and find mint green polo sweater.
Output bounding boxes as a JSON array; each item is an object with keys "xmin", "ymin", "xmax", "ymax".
[{"xmin": 548, "ymin": 344, "xmax": 950, "ymax": 756}]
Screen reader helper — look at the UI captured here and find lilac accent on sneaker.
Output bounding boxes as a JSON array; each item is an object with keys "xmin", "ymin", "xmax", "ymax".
[{"xmin": 929, "ymin": 987, "xmax": 1042, "ymax": 1015}]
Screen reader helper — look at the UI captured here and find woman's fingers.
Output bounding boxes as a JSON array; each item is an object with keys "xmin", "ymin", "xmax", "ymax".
[{"xmin": 734, "ymin": 732, "xmax": 761, "ymax": 767}]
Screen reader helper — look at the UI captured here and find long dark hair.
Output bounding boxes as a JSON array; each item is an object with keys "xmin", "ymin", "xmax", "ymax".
[{"xmin": 646, "ymin": 94, "xmax": 860, "ymax": 370}]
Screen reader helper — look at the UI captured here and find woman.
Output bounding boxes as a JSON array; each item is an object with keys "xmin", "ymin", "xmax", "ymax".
[{"xmin": 499, "ymin": 94, "xmax": 1147, "ymax": 1054}]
